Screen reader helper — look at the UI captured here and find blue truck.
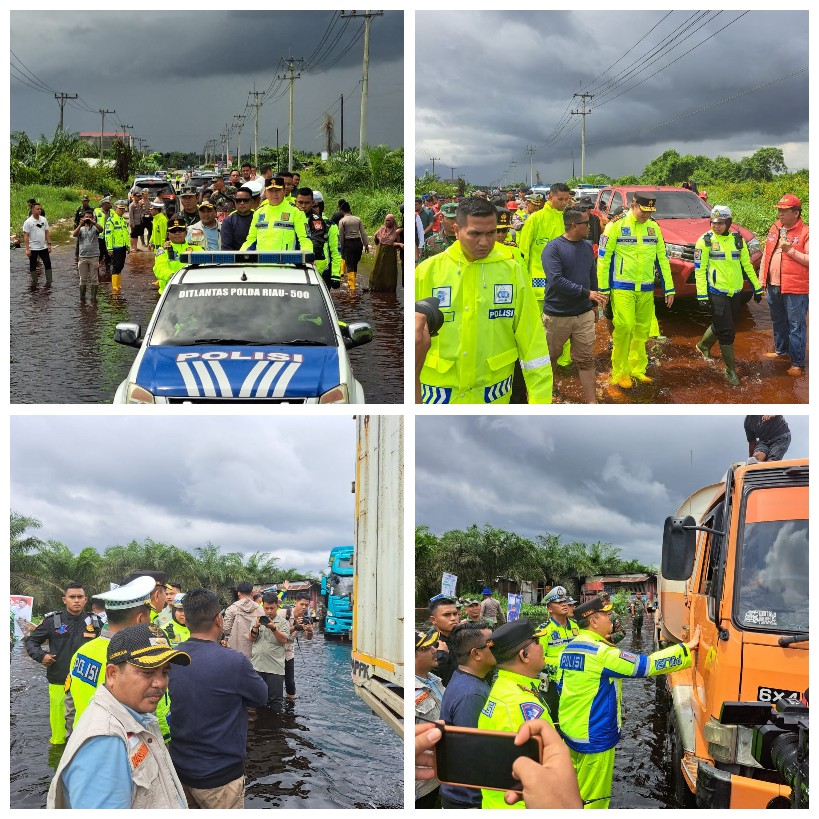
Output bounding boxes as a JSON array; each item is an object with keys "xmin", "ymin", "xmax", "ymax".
[{"xmin": 321, "ymin": 545, "xmax": 354, "ymax": 639}]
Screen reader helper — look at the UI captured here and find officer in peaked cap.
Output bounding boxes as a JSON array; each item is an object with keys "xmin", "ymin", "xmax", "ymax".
[
  {"xmin": 65, "ymin": 575, "xmax": 158, "ymax": 729},
  {"xmin": 538, "ymin": 586, "xmax": 579, "ymax": 721},
  {"xmin": 124, "ymin": 570, "xmax": 170, "ymax": 624}
]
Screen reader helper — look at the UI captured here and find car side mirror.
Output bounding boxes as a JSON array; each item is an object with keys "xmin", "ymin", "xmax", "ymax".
[
  {"xmin": 661, "ymin": 515, "xmax": 697, "ymax": 581},
  {"xmin": 114, "ymin": 322, "xmax": 143, "ymax": 348},
  {"xmin": 343, "ymin": 321, "xmax": 373, "ymax": 349}
]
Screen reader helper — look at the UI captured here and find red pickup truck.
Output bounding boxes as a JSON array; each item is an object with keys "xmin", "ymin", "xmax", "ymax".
[{"xmin": 589, "ymin": 186, "xmax": 762, "ymax": 300}]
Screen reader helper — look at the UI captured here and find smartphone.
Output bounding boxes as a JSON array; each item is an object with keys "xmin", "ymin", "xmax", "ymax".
[
  {"xmin": 433, "ymin": 724, "xmax": 543, "ymax": 793},
  {"xmin": 259, "ymin": 615, "xmax": 270, "ymax": 625}
]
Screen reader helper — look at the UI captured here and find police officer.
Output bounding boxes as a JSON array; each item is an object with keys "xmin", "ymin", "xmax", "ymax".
[
  {"xmin": 163, "ymin": 594, "xmax": 190, "ymax": 648},
  {"xmin": 295, "ymin": 187, "xmax": 341, "ymax": 289},
  {"xmin": 178, "ymin": 186, "xmax": 201, "ymax": 226},
  {"xmin": 596, "ymin": 192, "xmax": 675, "ymax": 391},
  {"xmin": 94, "ymin": 196, "xmax": 113, "ymax": 279},
  {"xmin": 566, "ymin": 596, "xmax": 578, "ymax": 622},
  {"xmin": 428, "ymin": 595, "xmax": 461, "ymax": 686},
  {"xmin": 537, "ymin": 586, "xmax": 579, "ymax": 721},
  {"xmin": 153, "ymin": 217, "xmax": 204, "ymax": 293},
  {"xmin": 415, "ymin": 196, "xmax": 553, "ymax": 404},
  {"xmin": 495, "ymin": 208, "xmax": 525, "ymax": 266},
  {"xmin": 694, "ymin": 205, "xmax": 763, "ymax": 386},
  {"xmin": 415, "ymin": 629, "xmax": 445, "ymax": 808},
  {"xmin": 25, "ymin": 583, "xmax": 103, "ymax": 745},
  {"xmin": 477, "ymin": 619, "xmax": 552, "ymax": 809},
  {"xmin": 149, "ymin": 199, "xmax": 168, "ymax": 250},
  {"xmin": 241, "ymin": 175, "xmax": 309, "ymax": 253},
  {"xmin": 64, "ymin": 576, "xmax": 156, "ymax": 730},
  {"xmin": 105, "ymin": 200, "xmax": 129, "ymax": 294},
  {"xmin": 420, "ymin": 201, "xmax": 458, "ymax": 261},
  {"xmin": 558, "ymin": 596, "xmax": 699, "ymax": 809}
]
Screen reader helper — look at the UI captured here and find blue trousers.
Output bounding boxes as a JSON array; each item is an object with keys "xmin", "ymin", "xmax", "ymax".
[{"xmin": 766, "ymin": 286, "xmax": 808, "ymax": 367}]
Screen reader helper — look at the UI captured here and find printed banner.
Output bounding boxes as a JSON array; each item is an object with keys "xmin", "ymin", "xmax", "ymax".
[
  {"xmin": 507, "ymin": 593, "xmax": 523, "ymax": 621},
  {"xmin": 441, "ymin": 573, "xmax": 458, "ymax": 598},
  {"xmin": 10, "ymin": 595, "xmax": 34, "ymax": 640}
]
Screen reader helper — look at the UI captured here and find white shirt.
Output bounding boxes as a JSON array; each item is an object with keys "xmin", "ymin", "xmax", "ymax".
[{"xmin": 24, "ymin": 215, "xmax": 50, "ymax": 250}]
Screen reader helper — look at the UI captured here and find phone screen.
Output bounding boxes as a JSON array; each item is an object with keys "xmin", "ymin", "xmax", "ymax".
[{"xmin": 434, "ymin": 726, "xmax": 541, "ymax": 792}]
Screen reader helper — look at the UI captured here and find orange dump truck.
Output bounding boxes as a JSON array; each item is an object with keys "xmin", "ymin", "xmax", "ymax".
[{"xmin": 657, "ymin": 458, "xmax": 808, "ymax": 808}]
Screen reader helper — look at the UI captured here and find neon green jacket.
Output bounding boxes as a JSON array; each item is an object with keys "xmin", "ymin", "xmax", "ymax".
[
  {"xmin": 150, "ymin": 212, "xmax": 168, "ymax": 248},
  {"xmin": 105, "ymin": 212, "xmax": 128, "ymax": 250},
  {"xmin": 240, "ymin": 200, "xmax": 309, "ymax": 252},
  {"xmin": 517, "ymin": 203, "xmax": 565, "ymax": 306},
  {"xmin": 498, "ymin": 239, "xmax": 525, "ymax": 268},
  {"xmin": 163, "ymin": 620, "xmax": 191, "ymax": 648},
  {"xmin": 415, "ymin": 241, "xmax": 553, "ymax": 404},
  {"xmin": 477, "ymin": 668, "xmax": 554, "ymax": 809},
  {"xmin": 557, "ymin": 629, "xmax": 691, "ymax": 753},
  {"xmin": 538, "ymin": 617, "xmax": 579, "ymax": 684},
  {"xmin": 694, "ymin": 230, "xmax": 761, "ymax": 301},
  {"xmin": 596, "ymin": 211, "xmax": 674, "ymax": 295},
  {"xmin": 154, "ymin": 242, "xmax": 203, "ymax": 294}
]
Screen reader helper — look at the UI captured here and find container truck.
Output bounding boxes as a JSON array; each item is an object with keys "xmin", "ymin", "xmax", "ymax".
[{"xmin": 350, "ymin": 415, "xmax": 404, "ymax": 738}]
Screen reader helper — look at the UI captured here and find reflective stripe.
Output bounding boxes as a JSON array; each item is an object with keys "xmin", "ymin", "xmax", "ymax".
[
  {"xmin": 521, "ymin": 354, "xmax": 551, "ymax": 370},
  {"xmin": 484, "ymin": 375, "xmax": 513, "ymax": 402},
  {"xmin": 421, "ymin": 384, "xmax": 452, "ymax": 404},
  {"xmin": 610, "ymin": 280, "xmax": 655, "ymax": 292},
  {"xmin": 532, "ymin": 277, "xmax": 546, "ymax": 288}
]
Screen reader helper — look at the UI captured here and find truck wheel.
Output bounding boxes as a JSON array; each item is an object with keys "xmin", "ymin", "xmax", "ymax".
[{"xmin": 668, "ymin": 711, "xmax": 696, "ymax": 808}]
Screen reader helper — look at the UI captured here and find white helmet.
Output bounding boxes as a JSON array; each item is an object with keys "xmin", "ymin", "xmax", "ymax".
[{"xmin": 710, "ymin": 205, "xmax": 732, "ymax": 221}]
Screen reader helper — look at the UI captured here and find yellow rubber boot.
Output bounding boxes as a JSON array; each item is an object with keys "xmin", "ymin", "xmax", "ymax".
[
  {"xmin": 557, "ymin": 339, "xmax": 572, "ymax": 367},
  {"xmin": 111, "ymin": 273, "xmax": 121, "ymax": 293}
]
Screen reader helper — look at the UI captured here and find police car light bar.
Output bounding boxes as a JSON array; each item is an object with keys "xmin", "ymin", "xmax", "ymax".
[{"xmin": 178, "ymin": 251, "xmax": 316, "ymax": 266}]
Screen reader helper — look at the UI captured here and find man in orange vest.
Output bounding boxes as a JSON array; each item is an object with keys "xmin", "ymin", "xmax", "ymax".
[{"xmin": 759, "ymin": 194, "xmax": 809, "ymax": 377}]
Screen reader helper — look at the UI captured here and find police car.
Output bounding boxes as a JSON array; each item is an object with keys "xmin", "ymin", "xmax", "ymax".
[{"xmin": 113, "ymin": 250, "xmax": 372, "ymax": 403}]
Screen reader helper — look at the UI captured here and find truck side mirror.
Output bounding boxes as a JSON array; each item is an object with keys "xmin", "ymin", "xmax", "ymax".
[{"xmin": 661, "ymin": 515, "xmax": 697, "ymax": 580}]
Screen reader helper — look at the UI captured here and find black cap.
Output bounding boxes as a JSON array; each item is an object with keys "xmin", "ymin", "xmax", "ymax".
[
  {"xmin": 574, "ymin": 597, "xmax": 613, "ymax": 619},
  {"xmin": 265, "ymin": 176, "xmax": 285, "ymax": 190},
  {"xmin": 107, "ymin": 623, "xmax": 191, "ymax": 668},
  {"xmin": 485, "ymin": 619, "xmax": 547, "ymax": 660},
  {"xmin": 125, "ymin": 569, "xmax": 167, "ymax": 587},
  {"xmin": 633, "ymin": 192, "xmax": 658, "ymax": 212},
  {"xmin": 167, "ymin": 217, "xmax": 187, "ymax": 231},
  {"xmin": 416, "ymin": 629, "xmax": 439, "ymax": 649},
  {"xmin": 496, "ymin": 209, "xmax": 512, "ymax": 229}
]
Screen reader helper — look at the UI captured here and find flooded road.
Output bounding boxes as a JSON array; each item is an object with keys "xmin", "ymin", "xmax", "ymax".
[
  {"xmin": 10, "ymin": 635, "xmax": 402, "ymax": 809},
  {"xmin": 530, "ymin": 299, "xmax": 807, "ymax": 404},
  {"xmin": 10, "ymin": 242, "xmax": 403, "ymax": 404}
]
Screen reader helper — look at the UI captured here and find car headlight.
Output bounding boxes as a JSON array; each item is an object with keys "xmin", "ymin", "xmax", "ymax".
[
  {"xmin": 747, "ymin": 234, "xmax": 761, "ymax": 255},
  {"xmin": 665, "ymin": 243, "xmax": 686, "ymax": 259},
  {"xmin": 703, "ymin": 717, "xmax": 737, "ymax": 763},
  {"xmin": 319, "ymin": 384, "xmax": 349, "ymax": 404},
  {"xmin": 327, "ymin": 617, "xmax": 337, "ymax": 625},
  {"xmin": 126, "ymin": 383, "xmax": 156, "ymax": 404}
]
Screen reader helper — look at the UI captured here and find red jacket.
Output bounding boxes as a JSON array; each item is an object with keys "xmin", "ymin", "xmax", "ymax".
[{"xmin": 760, "ymin": 218, "xmax": 809, "ymax": 294}]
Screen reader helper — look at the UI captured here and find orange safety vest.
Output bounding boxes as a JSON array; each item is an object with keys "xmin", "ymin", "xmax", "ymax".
[{"xmin": 760, "ymin": 218, "xmax": 809, "ymax": 294}]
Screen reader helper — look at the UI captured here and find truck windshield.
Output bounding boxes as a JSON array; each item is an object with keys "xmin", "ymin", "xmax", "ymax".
[
  {"xmin": 736, "ymin": 490, "xmax": 809, "ymax": 633},
  {"xmin": 330, "ymin": 577, "xmax": 353, "ymax": 598}
]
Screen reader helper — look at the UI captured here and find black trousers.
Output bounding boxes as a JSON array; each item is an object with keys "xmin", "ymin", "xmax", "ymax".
[
  {"xmin": 259, "ymin": 671, "xmax": 284, "ymax": 712},
  {"xmin": 285, "ymin": 657, "xmax": 296, "ymax": 696},
  {"xmin": 342, "ymin": 238, "xmax": 364, "ymax": 273},
  {"xmin": 709, "ymin": 292, "xmax": 743, "ymax": 345},
  {"xmin": 28, "ymin": 248, "xmax": 51, "ymax": 272},
  {"xmin": 110, "ymin": 247, "xmax": 127, "ymax": 275}
]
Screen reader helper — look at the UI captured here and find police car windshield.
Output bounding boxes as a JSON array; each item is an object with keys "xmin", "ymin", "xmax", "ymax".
[
  {"xmin": 625, "ymin": 190, "xmax": 712, "ymax": 219},
  {"xmin": 150, "ymin": 282, "xmax": 337, "ymax": 347},
  {"xmin": 736, "ymin": 508, "xmax": 808, "ymax": 633}
]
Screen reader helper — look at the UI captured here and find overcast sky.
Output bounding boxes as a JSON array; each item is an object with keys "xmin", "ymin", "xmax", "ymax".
[
  {"xmin": 10, "ymin": 11, "xmax": 403, "ymax": 154},
  {"xmin": 415, "ymin": 10, "xmax": 808, "ymax": 185},
  {"xmin": 416, "ymin": 415, "xmax": 808, "ymax": 567},
  {"xmin": 11, "ymin": 416, "xmax": 356, "ymax": 577}
]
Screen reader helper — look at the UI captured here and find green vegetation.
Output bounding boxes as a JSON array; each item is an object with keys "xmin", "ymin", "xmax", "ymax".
[
  {"xmin": 416, "ymin": 524, "xmax": 656, "ymax": 605},
  {"xmin": 11, "ymin": 512, "xmax": 317, "ymax": 616}
]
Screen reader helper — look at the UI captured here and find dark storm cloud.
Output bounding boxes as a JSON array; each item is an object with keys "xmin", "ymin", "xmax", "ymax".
[
  {"xmin": 416, "ymin": 415, "xmax": 808, "ymax": 567},
  {"xmin": 11, "ymin": 11, "xmax": 403, "ymax": 152},
  {"xmin": 416, "ymin": 10, "xmax": 808, "ymax": 183},
  {"xmin": 10, "ymin": 416, "xmax": 355, "ymax": 576}
]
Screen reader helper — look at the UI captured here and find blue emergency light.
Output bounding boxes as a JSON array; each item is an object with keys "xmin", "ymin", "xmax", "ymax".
[{"xmin": 178, "ymin": 250, "xmax": 316, "ymax": 266}]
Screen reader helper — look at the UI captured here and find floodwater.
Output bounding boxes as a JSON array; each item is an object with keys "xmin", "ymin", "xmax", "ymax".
[
  {"xmin": 528, "ymin": 300, "xmax": 808, "ymax": 404},
  {"xmin": 10, "ymin": 242, "xmax": 403, "ymax": 404},
  {"xmin": 10, "ymin": 635, "xmax": 402, "ymax": 809}
]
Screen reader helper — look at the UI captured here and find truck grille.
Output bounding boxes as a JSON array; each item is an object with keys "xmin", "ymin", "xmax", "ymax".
[{"xmin": 679, "ymin": 243, "xmax": 696, "ymax": 262}]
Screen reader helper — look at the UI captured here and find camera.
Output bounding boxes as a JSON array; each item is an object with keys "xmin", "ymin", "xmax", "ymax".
[
  {"xmin": 259, "ymin": 615, "xmax": 270, "ymax": 625},
  {"xmin": 415, "ymin": 297, "xmax": 445, "ymax": 336},
  {"xmin": 720, "ymin": 699, "xmax": 808, "ymax": 808}
]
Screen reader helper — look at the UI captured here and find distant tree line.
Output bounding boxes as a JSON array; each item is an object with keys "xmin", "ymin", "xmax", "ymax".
[
  {"xmin": 415, "ymin": 523, "xmax": 656, "ymax": 605},
  {"xmin": 11, "ymin": 512, "xmax": 317, "ymax": 616}
]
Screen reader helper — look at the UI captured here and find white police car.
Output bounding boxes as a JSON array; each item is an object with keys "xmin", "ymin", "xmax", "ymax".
[{"xmin": 113, "ymin": 251, "xmax": 372, "ymax": 403}]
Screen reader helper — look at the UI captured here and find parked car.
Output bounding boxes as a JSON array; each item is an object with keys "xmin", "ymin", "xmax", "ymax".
[{"xmin": 129, "ymin": 177, "xmax": 177, "ymax": 214}]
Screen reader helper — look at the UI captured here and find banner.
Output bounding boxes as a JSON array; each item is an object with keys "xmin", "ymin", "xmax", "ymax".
[
  {"xmin": 507, "ymin": 593, "xmax": 523, "ymax": 622},
  {"xmin": 441, "ymin": 573, "xmax": 458, "ymax": 598},
  {"xmin": 10, "ymin": 595, "xmax": 34, "ymax": 640}
]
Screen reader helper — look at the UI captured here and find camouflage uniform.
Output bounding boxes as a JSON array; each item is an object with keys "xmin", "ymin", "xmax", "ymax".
[{"xmin": 420, "ymin": 227, "xmax": 456, "ymax": 262}]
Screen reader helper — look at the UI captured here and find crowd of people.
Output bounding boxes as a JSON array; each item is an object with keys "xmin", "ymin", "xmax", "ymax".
[
  {"xmin": 23, "ymin": 164, "xmax": 402, "ymax": 300},
  {"xmin": 415, "ymin": 586, "xmax": 696, "ymax": 809},
  {"xmin": 414, "ymin": 185, "xmax": 808, "ymax": 403},
  {"xmin": 24, "ymin": 572, "xmax": 316, "ymax": 808}
]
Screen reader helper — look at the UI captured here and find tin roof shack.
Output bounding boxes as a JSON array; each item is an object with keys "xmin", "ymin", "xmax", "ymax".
[
  {"xmin": 581, "ymin": 574, "xmax": 657, "ymax": 603},
  {"xmin": 493, "ymin": 578, "xmax": 548, "ymax": 605}
]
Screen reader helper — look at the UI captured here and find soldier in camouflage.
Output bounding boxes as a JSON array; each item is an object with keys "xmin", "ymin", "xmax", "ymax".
[{"xmin": 420, "ymin": 201, "xmax": 457, "ymax": 261}]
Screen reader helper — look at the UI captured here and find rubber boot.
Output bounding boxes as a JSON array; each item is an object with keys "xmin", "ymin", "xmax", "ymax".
[
  {"xmin": 557, "ymin": 339, "xmax": 572, "ymax": 367},
  {"xmin": 720, "ymin": 343, "xmax": 741, "ymax": 386},
  {"xmin": 111, "ymin": 273, "xmax": 121, "ymax": 294},
  {"xmin": 79, "ymin": 284, "xmax": 86, "ymax": 302},
  {"xmin": 30, "ymin": 269, "xmax": 39, "ymax": 287},
  {"xmin": 90, "ymin": 285, "xmax": 98, "ymax": 303},
  {"xmin": 696, "ymin": 326, "xmax": 717, "ymax": 360},
  {"xmin": 45, "ymin": 268, "xmax": 53, "ymax": 286}
]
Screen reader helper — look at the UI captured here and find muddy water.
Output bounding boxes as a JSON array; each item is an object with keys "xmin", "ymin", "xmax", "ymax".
[
  {"xmin": 10, "ymin": 243, "xmax": 403, "ymax": 404},
  {"xmin": 10, "ymin": 636, "xmax": 402, "ymax": 808},
  {"xmin": 537, "ymin": 300, "xmax": 807, "ymax": 404}
]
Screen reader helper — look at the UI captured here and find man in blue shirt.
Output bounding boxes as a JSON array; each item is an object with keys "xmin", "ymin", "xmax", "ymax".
[
  {"xmin": 438, "ymin": 621, "xmax": 497, "ymax": 808},
  {"xmin": 169, "ymin": 589, "xmax": 268, "ymax": 809}
]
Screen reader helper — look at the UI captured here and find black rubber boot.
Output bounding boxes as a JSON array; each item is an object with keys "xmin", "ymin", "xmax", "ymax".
[
  {"xmin": 79, "ymin": 284, "xmax": 86, "ymax": 302},
  {"xmin": 90, "ymin": 285, "xmax": 98, "ymax": 303},
  {"xmin": 45, "ymin": 268, "xmax": 53, "ymax": 286},
  {"xmin": 720, "ymin": 343, "xmax": 741, "ymax": 386}
]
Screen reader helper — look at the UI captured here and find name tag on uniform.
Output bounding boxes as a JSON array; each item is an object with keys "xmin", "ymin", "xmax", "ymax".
[
  {"xmin": 434, "ymin": 286, "xmax": 451, "ymax": 308},
  {"xmin": 72, "ymin": 656, "xmax": 102, "ymax": 685},
  {"xmin": 560, "ymin": 652, "xmax": 585, "ymax": 671},
  {"xmin": 494, "ymin": 284, "xmax": 513, "ymax": 304}
]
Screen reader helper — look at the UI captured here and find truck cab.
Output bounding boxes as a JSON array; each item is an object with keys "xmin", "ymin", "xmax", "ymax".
[
  {"xmin": 659, "ymin": 459, "xmax": 808, "ymax": 808},
  {"xmin": 321, "ymin": 545, "xmax": 354, "ymax": 638}
]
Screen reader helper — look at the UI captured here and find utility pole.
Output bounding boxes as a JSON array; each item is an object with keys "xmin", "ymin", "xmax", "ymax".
[
  {"xmin": 340, "ymin": 94, "xmax": 344, "ymax": 152},
  {"xmin": 278, "ymin": 56, "xmax": 303, "ymax": 172},
  {"xmin": 119, "ymin": 125, "xmax": 134, "ymax": 150},
  {"xmin": 571, "ymin": 92, "xmax": 593, "ymax": 180},
  {"xmin": 233, "ymin": 115, "xmax": 245, "ymax": 167},
  {"xmin": 526, "ymin": 145, "xmax": 536, "ymax": 187},
  {"xmin": 510, "ymin": 160, "xmax": 517, "ymax": 189},
  {"xmin": 249, "ymin": 87, "xmax": 264, "ymax": 169},
  {"xmin": 98, "ymin": 109, "xmax": 115, "ymax": 161},
  {"xmin": 54, "ymin": 93, "xmax": 78, "ymax": 131},
  {"xmin": 449, "ymin": 166, "xmax": 457, "ymax": 181},
  {"xmin": 342, "ymin": 10, "xmax": 383, "ymax": 158},
  {"xmin": 429, "ymin": 156, "xmax": 440, "ymax": 177}
]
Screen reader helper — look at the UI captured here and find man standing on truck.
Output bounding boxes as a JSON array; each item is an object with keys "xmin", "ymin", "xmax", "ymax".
[
  {"xmin": 744, "ymin": 415, "xmax": 791, "ymax": 462},
  {"xmin": 694, "ymin": 205, "xmax": 763, "ymax": 386},
  {"xmin": 597, "ymin": 192, "xmax": 675, "ymax": 392},
  {"xmin": 558, "ymin": 596, "xmax": 699, "ymax": 809}
]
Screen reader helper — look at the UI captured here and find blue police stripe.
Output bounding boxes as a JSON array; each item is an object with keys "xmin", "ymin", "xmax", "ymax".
[
  {"xmin": 484, "ymin": 375, "xmax": 513, "ymax": 403},
  {"xmin": 421, "ymin": 384, "xmax": 452, "ymax": 404},
  {"xmin": 532, "ymin": 277, "xmax": 546, "ymax": 288}
]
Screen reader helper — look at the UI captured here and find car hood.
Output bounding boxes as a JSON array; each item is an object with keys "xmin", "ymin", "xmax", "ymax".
[{"xmin": 135, "ymin": 345, "xmax": 341, "ymax": 399}]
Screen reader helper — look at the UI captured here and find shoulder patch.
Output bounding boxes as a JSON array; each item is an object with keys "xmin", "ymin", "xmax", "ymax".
[
  {"xmin": 481, "ymin": 700, "xmax": 496, "ymax": 718},
  {"xmin": 551, "ymin": 631, "xmax": 559, "ymax": 640},
  {"xmin": 619, "ymin": 651, "xmax": 637, "ymax": 663},
  {"xmin": 520, "ymin": 702, "xmax": 545, "ymax": 721}
]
